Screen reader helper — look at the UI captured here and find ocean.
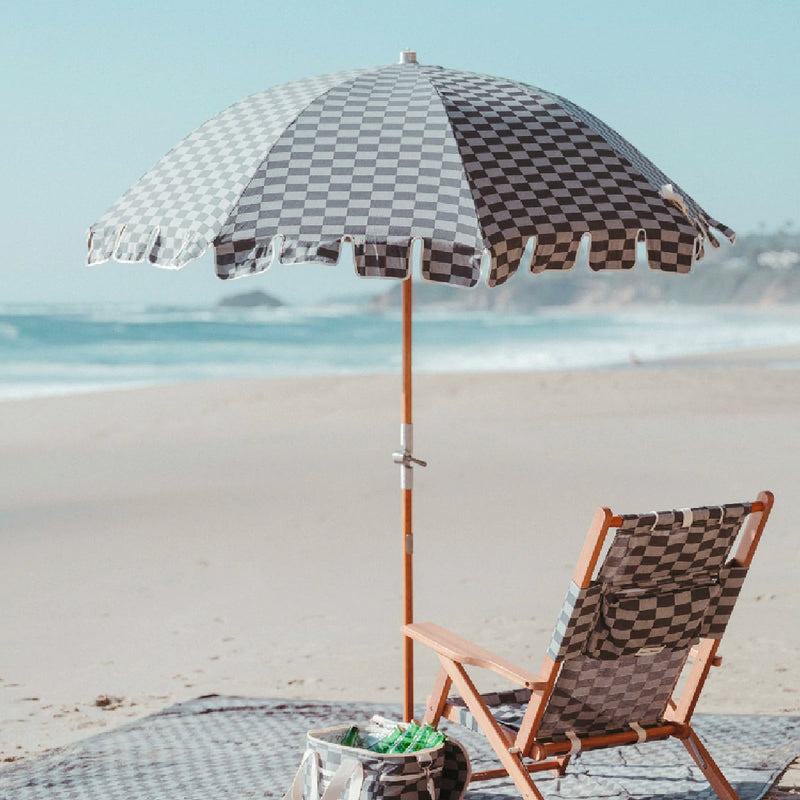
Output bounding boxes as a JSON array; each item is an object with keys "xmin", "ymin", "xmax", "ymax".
[{"xmin": 2, "ymin": 303, "xmax": 800, "ymax": 401}]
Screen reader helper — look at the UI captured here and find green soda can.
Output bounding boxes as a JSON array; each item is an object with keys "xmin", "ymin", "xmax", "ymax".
[{"xmin": 341, "ymin": 725, "xmax": 360, "ymax": 748}]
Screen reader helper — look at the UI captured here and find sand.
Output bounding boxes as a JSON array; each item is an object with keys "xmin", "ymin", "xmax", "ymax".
[{"xmin": 1, "ymin": 352, "xmax": 799, "ymax": 764}]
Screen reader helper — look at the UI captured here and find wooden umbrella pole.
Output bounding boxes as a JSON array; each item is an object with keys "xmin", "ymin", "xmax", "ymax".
[
  {"xmin": 401, "ymin": 275, "xmax": 414, "ymax": 722},
  {"xmin": 394, "ymin": 273, "xmax": 426, "ymax": 721}
]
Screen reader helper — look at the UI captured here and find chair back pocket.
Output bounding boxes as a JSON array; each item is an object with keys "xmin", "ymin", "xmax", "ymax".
[{"xmin": 586, "ymin": 582, "xmax": 720, "ymax": 659}]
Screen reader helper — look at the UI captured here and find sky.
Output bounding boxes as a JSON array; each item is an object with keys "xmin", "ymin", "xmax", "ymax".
[{"xmin": 1, "ymin": 0, "xmax": 798, "ymax": 306}]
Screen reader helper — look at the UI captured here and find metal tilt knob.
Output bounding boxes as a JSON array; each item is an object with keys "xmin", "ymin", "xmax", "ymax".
[{"xmin": 392, "ymin": 423, "xmax": 426, "ymax": 490}]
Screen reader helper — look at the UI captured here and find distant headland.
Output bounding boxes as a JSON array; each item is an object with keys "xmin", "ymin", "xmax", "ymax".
[{"xmin": 218, "ymin": 289, "xmax": 284, "ymax": 308}]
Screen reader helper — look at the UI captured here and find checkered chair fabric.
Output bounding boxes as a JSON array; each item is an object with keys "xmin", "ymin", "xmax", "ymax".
[
  {"xmin": 546, "ymin": 502, "xmax": 753, "ymax": 661},
  {"xmin": 88, "ymin": 62, "xmax": 733, "ymax": 286},
  {"xmin": 448, "ymin": 688, "xmax": 533, "ymax": 736},
  {"xmin": 448, "ymin": 649, "xmax": 689, "ymax": 743},
  {"xmin": 598, "ymin": 503, "xmax": 752, "ymax": 589},
  {"xmin": 456, "ymin": 501, "xmax": 754, "ymax": 744}
]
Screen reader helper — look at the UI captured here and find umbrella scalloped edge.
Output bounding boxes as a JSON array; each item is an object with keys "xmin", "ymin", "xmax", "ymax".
[
  {"xmin": 87, "ymin": 223, "xmax": 209, "ymax": 270},
  {"xmin": 87, "ymin": 218, "xmax": 734, "ymax": 288}
]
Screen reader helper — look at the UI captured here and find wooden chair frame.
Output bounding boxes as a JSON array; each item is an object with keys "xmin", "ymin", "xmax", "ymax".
[{"xmin": 403, "ymin": 491, "xmax": 773, "ymax": 800}]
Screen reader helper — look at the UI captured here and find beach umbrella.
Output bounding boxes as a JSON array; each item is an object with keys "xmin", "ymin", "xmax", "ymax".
[{"xmin": 87, "ymin": 51, "xmax": 734, "ymax": 720}]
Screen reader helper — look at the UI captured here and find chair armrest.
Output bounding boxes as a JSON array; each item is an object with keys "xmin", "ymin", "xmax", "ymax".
[{"xmin": 402, "ymin": 622, "xmax": 549, "ymax": 690}]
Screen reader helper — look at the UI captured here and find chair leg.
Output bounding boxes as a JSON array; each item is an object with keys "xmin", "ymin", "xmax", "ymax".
[
  {"xmin": 423, "ymin": 667, "xmax": 452, "ymax": 726},
  {"xmin": 439, "ymin": 656, "xmax": 547, "ymax": 800},
  {"xmin": 553, "ymin": 754, "xmax": 571, "ymax": 776},
  {"xmin": 681, "ymin": 726, "xmax": 740, "ymax": 800}
]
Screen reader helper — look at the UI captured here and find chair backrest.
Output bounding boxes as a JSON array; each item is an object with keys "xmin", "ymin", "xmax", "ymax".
[{"xmin": 536, "ymin": 501, "xmax": 756, "ymax": 743}]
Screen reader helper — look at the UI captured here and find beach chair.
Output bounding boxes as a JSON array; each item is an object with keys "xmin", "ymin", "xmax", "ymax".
[{"xmin": 403, "ymin": 491, "xmax": 773, "ymax": 800}]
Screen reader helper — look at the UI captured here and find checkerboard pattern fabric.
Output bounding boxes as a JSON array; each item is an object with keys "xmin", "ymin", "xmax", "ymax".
[
  {"xmin": 448, "ymin": 688, "xmax": 533, "ymax": 735},
  {"xmin": 3, "ymin": 697, "xmax": 798, "ymax": 800},
  {"xmin": 88, "ymin": 62, "xmax": 733, "ymax": 287},
  {"xmin": 703, "ymin": 564, "xmax": 749, "ymax": 638},
  {"xmin": 536, "ymin": 649, "xmax": 688, "ymax": 741},
  {"xmin": 585, "ymin": 582, "xmax": 720, "ymax": 659},
  {"xmin": 214, "ymin": 65, "xmax": 483, "ymax": 286},
  {"xmin": 427, "ymin": 67, "xmax": 705, "ymax": 284},
  {"xmin": 546, "ymin": 581, "xmax": 602, "ymax": 662},
  {"xmin": 449, "ymin": 650, "xmax": 687, "ymax": 744},
  {"xmin": 460, "ymin": 501, "xmax": 757, "ymax": 747},
  {"xmin": 447, "ymin": 647, "xmax": 686, "ymax": 743},
  {"xmin": 551, "ymin": 91, "xmax": 736, "ymax": 245},
  {"xmin": 598, "ymin": 503, "xmax": 752, "ymax": 590},
  {"xmin": 88, "ymin": 68, "xmax": 367, "ymax": 268}
]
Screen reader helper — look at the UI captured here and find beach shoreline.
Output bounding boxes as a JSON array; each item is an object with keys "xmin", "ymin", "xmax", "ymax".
[
  {"xmin": 2, "ymin": 352, "xmax": 799, "ymax": 763},
  {"xmin": 4, "ymin": 302, "xmax": 800, "ymax": 404}
]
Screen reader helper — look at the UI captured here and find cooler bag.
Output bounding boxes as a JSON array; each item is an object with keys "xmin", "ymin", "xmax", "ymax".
[{"xmin": 282, "ymin": 717, "xmax": 470, "ymax": 800}]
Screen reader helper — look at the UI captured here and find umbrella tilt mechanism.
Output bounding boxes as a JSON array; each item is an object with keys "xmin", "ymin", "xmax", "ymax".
[{"xmin": 393, "ymin": 423, "xmax": 427, "ymax": 491}]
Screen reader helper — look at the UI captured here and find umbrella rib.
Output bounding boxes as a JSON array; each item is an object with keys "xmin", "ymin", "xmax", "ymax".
[{"xmin": 415, "ymin": 66, "xmax": 492, "ymax": 262}]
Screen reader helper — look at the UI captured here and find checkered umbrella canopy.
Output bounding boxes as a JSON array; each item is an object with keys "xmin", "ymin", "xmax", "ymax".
[{"xmin": 87, "ymin": 58, "xmax": 733, "ymax": 284}]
